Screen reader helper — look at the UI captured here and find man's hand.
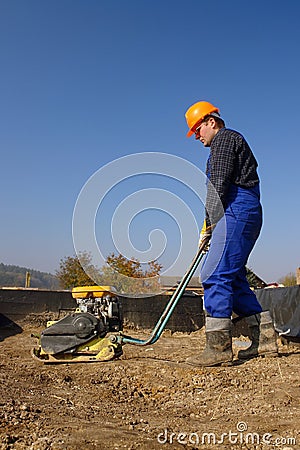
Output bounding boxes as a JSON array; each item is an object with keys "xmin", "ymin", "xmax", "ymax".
[
  {"xmin": 198, "ymin": 220, "xmax": 214, "ymax": 252},
  {"xmin": 199, "ymin": 230, "xmax": 212, "ymax": 252}
]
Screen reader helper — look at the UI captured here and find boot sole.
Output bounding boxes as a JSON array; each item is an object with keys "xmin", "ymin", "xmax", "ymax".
[
  {"xmin": 259, "ymin": 351, "xmax": 278, "ymax": 358},
  {"xmin": 220, "ymin": 360, "xmax": 233, "ymax": 367},
  {"xmin": 238, "ymin": 351, "xmax": 278, "ymax": 360},
  {"xmin": 186, "ymin": 359, "xmax": 233, "ymax": 368}
]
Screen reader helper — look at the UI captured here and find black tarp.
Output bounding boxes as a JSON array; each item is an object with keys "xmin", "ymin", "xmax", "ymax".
[{"xmin": 256, "ymin": 285, "xmax": 300, "ymax": 337}]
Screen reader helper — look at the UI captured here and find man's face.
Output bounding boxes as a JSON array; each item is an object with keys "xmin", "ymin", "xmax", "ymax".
[{"xmin": 194, "ymin": 118, "xmax": 218, "ymax": 147}]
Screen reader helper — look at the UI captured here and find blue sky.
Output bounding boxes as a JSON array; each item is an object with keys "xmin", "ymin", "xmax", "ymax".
[{"xmin": 0, "ymin": 0, "xmax": 299, "ymax": 283}]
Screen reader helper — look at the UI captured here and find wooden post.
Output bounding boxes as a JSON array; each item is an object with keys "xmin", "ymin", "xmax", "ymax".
[
  {"xmin": 25, "ymin": 271, "xmax": 31, "ymax": 288},
  {"xmin": 297, "ymin": 268, "xmax": 300, "ymax": 285}
]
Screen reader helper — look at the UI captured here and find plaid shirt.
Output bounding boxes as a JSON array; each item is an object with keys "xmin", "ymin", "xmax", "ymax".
[{"xmin": 205, "ymin": 128, "xmax": 259, "ymax": 227}]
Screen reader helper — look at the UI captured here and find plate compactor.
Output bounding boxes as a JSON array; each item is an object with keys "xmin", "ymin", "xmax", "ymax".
[{"xmin": 32, "ymin": 240, "xmax": 208, "ymax": 364}]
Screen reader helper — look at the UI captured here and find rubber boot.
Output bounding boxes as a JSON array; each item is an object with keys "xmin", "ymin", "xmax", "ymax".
[
  {"xmin": 186, "ymin": 317, "xmax": 233, "ymax": 367},
  {"xmin": 238, "ymin": 311, "xmax": 278, "ymax": 359}
]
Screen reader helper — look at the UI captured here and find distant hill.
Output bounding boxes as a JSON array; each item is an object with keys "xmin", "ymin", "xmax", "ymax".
[{"xmin": 0, "ymin": 263, "xmax": 60, "ymax": 290}]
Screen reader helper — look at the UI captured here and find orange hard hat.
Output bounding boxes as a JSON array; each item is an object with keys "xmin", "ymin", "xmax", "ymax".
[{"xmin": 185, "ymin": 101, "xmax": 220, "ymax": 137}]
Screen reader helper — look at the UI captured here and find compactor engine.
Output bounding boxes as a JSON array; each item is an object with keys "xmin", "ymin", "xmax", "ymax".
[
  {"xmin": 74, "ymin": 286, "xmax": 122, "ymax": 334},
  {"xmin": 32, "ymin": 286, "xmax": 123, "ymax": 363}
]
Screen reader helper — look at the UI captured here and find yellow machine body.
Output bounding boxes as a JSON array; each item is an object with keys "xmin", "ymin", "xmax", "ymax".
[{"xmin": 71, "ymin": 285, "xmax": 116, "ymax": 299}]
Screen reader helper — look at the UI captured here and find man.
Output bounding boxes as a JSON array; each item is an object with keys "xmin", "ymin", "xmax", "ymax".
[{"xmin": 184, "ymin": 101, "xmax": 278, "ymax": 366}]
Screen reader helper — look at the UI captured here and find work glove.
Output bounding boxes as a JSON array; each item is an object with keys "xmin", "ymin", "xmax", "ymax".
[{"xmin": 198, "ymin": 220, "xmax": 214, "ymax": 253}]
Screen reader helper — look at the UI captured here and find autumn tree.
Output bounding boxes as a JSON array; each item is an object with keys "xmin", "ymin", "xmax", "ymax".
[
  {"xmin": 278, "ymin": 272, "xmax": 297, "ymax": 287},
  {"xmin": 99, "ymin": 253, "xmax": 163, "ymax": 296},
  {"xmin": 56, "ymin": 251, "xmax": 98, "ymax": 289},
  {"xmin": 56, "ymin": 251, "xmax": 163, "ymax": 295}
]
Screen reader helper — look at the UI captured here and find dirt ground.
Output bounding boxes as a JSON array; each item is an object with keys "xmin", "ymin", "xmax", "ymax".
[{"xmin": 0, "ymin": 316, "xmax": 299, "ymax": 450}]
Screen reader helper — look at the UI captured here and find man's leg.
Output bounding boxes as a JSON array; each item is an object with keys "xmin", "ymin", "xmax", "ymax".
[
  {"xmin": 232, "ymin": 267, "xmax": 262, "ymax": 317},
  {"xmin": 186, "ymin": 316, "xmax": 233, "ymax": 367},
  {"xmin": 232, "ymin": 268, "xmax": 278, "ymax": 359},
  {"xmin": 237, "ymin": 311, "xmax": 278, "ymax": 359},
  {"xmin": 187, "ymin": 202, "xmax": 262, "ymax": 367}
]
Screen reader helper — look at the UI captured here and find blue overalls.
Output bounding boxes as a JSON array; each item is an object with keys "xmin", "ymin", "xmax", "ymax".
[{"xmin": 201, "ymin": 184, "xmax": 263, "ymax": 318}]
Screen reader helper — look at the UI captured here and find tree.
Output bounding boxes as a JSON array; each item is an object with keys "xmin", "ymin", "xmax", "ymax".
[
  {"xmin": 56, "ymin": 251, "xmax": 163, "ymax": 295},
  {"xmin": 56, "ymin": 251, "xmax": 98, "ymax": 289},
  {"xmin": 278, "ymin": 272, "xmax": 297, "ymax": 287},
  {"xmin": 99, "ymin": 253, "xmax": 163, "ymax": 296}
]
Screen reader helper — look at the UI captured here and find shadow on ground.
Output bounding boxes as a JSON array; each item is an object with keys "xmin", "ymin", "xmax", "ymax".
[{"xmin": 0, "ymin": 314, "xmax": 23, "ymax": 342}]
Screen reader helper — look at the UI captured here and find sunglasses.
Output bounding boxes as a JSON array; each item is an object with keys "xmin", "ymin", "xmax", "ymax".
[{"xmin": 194, "ymin": 122, "xmax": 206, "ymax": 134}]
